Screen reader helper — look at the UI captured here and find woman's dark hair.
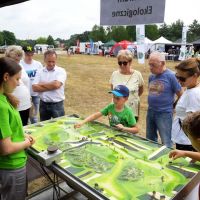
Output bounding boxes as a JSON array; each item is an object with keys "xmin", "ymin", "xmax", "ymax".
[
  {"xmin": 0, "ymin": 57, "xmax": 21, "ymax": 85},
  {"xmin": 0, "ymin": 57, "xmax": 21, "ymax": 108},
  {"xmin": 175, "ymin": 58, "xmax": 200, "ymax": 77}
]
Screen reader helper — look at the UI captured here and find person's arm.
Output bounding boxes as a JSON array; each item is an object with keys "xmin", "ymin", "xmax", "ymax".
[
  {"xmin": 74, "ymin": 112, "xmax": 103, "ymax": 128},
  {"xmin": 115, "ymin": 107, "xmax": 138, "ymax": 134},
  {"xmin": 173, "ymin": 88, "xmax": 183, "ymax": 109},
  {"xmin": 138, "ymin": 85, "xmax": 144, "ymax": 96},
  {"xmin": 115, "ymin": 124, "xmax": 139, "ymax": 134},
  {"xmin": 138, "ymin": 72, "xmax": 144, "ymax": 96},
  {"xmin": 169, "ymin": 150, "xmax": 200, "ymax": 161},
  {"xmin": 110, "ymin": 84, "xmax": 113, "ymax": 90},
  {"xmin": 32, "ymin": 80, "xmax": 62, "ymax": 92},
  {"xmin": 0, "ymin": 136, "xmax": 34, "ymax": 156},
  {"xmin": 176, "ymin": 88, "xmax": 183, "ymax": 98}
]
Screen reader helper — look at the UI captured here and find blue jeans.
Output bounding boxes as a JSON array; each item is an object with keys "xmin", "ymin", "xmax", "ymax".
[
  {"xmin": 40, "ymin": 100, "xmax": 65, "ymax": 121},
  {"xmin": 30, "ymin": 96, "xmax": 40, "ymax": 124},
  {"xmin": 146, "ymin": 109, "xmax": 173, "ymax": 148}
]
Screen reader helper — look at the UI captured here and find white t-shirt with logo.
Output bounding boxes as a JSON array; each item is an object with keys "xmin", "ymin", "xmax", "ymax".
[{"xmin": 20, "ymin": 59, "xmax": 43, "ymax": 96}]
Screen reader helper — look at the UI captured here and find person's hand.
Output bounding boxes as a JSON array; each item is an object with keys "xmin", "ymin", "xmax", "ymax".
[
  {"xmin": 115, "ymin": 124, "xmax": 124, "ymax": 131},
  {"xmin": 74, "ymin": 122, "xmax": 84, "ymax": 129},
  {"xmin": 169, "ymin": 150, "xmax": 185, "ymax": 160},
  {"xmin": 24, "ymin": 137, "xmax": 32, "ymax": 148},
  {"xmin": 25, "ymin": 134, "xmax": 35, "ymax": 146}
]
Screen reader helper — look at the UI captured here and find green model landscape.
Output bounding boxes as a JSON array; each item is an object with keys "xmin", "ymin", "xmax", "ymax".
[{"xmin": 25, "ymin": 116, "xmax": 200, "ymax": 200}]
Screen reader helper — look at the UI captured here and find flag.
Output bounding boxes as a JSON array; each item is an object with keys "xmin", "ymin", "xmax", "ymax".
[
  {"xmin": 179, "ymin": 26, "xmax": 188, "ymax": 61},
  {"xmin": 76, "ymin": 39, "xmax": 80, "ymax": 48},
  {"xmin": 136, "ymin": 25, "xmax": 145, "ymax": 64},
  {"xmin": 89, "ymin": 39, "xmax": 94, "ymax": 54}
]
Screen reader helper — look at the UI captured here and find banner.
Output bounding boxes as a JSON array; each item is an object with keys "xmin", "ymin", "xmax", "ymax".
[
  {"xmin": 179, "ymin": 26, "xmax": 188, "ymax": 61},
  {"xmin": 100, "ymin": 0, "xmax": 165, "ymax": 25},
  {"xmin": 89, "ymin": 39, "xmax": 94, "ymax": 54},
  {"xmin": 136, "ymin": 25, "xmax": 145, "ymax": 64}
]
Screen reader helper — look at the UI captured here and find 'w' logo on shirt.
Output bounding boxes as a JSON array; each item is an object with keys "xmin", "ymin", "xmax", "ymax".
[{"xmin": 27, "ymin": 70, "xmax": 37, "ymax": 78}]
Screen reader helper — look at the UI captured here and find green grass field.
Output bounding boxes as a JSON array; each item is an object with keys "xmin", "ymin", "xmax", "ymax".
[{"xmin": 33, "ymin": 52, "xmax": 179, "ymax": 138}]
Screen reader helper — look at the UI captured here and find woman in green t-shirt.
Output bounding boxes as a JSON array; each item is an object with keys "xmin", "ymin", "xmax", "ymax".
[{"xmin": 0, "ymin": 57, "xmax": 35, "ymax": 200}]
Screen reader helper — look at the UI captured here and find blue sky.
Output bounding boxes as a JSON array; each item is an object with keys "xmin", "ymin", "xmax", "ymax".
[{"xmin": 0, "ymin": 0, "xmax": 199, "ymax": 39}]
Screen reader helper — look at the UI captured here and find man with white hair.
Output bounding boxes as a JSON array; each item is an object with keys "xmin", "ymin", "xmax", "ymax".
[{"xmin": 146, "ymin": 52, "xmax": 182, "ymax": 148}]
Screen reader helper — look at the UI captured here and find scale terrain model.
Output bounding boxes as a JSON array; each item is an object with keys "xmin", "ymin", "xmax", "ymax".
[{"xmin": 25, "ymin": 116, "xmax": 200, "ymax": 200}]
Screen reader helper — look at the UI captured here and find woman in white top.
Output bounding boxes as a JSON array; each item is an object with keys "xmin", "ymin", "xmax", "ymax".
[
  {"xmin": 172, "ymin": 58, "xmax": 200, "ymax": 151},
  {"xmin": 110, "ymin": 49, "xmax": 144, "ymax": 121},
  {"xmin": 5, "ymin": 46, "xmax": 31, "ymax": 126}
]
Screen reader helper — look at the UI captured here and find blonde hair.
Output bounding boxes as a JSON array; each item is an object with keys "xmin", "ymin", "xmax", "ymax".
[
  {"xmin": 117, "ymin": 49, "xmax": 133, "ymax": 62},
  {"xmin": 175, "ymin": 58, "xmax": 200, "ymax": 76},
  {"xmin": 5, "ymin": 46, "xmax": 23, "ymax": 61}
]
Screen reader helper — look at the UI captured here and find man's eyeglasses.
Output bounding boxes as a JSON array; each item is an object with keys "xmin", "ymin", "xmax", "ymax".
[
  {"xmin": 148, "ymin": 62, "xmax": 162, "ymax": 68},
  {"xmin": 175, "ymin": 74, "xmax": 190, "ymax": 82},
  {"xmin": 118, "ymin": 61, "xmax": 128, "ymax": 66}
]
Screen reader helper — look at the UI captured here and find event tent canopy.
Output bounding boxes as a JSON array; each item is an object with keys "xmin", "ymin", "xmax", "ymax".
[
  {"xmin": 104, "ymin": 40, "xmax": 116, "ymax": 47},
  {"xmin": 153, "ymin": 36, "xmax": 172, "ymax": 44},
  {"xmin": 117, "ymin": 40, "xmax": 134, "ymax": 49},
  {"xmin": 134, "ymin": 37, "xmax": 154, "ymax": 45},
  {"xmin": 144, "ymin": 37, "xmax": 154, "ymax": 44},
  {"xmin": 0, "ymin": 0, "xmax": 29, "ymax": 8},
  {"xmin": 110, "ymin": 40, "xmax": 136, "ymax": 56},
  {"xmin": 192, "ymin": 38, "xmax": 200, "ymax": 45}
]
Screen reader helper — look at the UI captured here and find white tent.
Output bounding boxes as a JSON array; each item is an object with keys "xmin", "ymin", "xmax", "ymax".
[
  {"xmin": 134, "ymin": 37, "xmax": 154, "ymax": 45},
  {"xmin": 150, "ymin": 36, "xmax": 173, "ymax": 52},
  {"xmin": 153, "ymin": 36, "xmax": 172, "ymax": 44},
  {"xmin": 134, "ymin": 37, "xmax": 154, "ymax": 53},
  {"xmin": 144, "ymin": 37, "xmax": 154, "ymax": 44}
]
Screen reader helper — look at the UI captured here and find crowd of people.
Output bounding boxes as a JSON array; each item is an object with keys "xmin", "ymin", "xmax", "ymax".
[{"xmin": 0, "ymin": 47, "xmax": 200, "ymax": 200}]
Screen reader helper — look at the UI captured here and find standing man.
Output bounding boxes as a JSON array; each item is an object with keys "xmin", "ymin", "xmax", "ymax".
[
  {"xmin": 20, "ymin": 46, "xmax": 43, "ymax": 124},
  {"xmin": 146, "ymin": 52, "xmax": 182, "ymax": 148},
  {"xmin": 32, "ymin": 50, "xmax": 67, "ymax": 121}
]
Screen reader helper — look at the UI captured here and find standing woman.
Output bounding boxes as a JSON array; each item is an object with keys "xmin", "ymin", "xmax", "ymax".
[
  {"xmin": 172, "ymin": 58, "xmax": 200, "ymax": 151},
  {"xmin": 110, "ymin": 49, "xmax": 144, "ymax": 121},
  {"xmin": 5, "ymin": 46, "xmax": 32, "ymax": 126},
  {"xmin": 0, "ymin": 57, "xmax": 35, "ymax": 200}
]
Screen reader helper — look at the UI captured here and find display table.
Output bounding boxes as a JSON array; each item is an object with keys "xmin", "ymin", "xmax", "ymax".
[{"xmin": 25, "ymin": 115, "xmax": 200, "ymax": 200}]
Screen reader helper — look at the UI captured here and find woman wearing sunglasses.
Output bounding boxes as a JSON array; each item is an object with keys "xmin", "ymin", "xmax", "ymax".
[
  {"xmin": 172, "ymin": 58, "xmax": 200, "ymax": 151},
  {"xmin": 109, "ymin": 49, "xmax": 144, "ymax": 121}
]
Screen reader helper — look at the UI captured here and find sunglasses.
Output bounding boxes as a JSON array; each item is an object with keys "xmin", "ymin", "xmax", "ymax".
[
  {"xmin": 175, "ymin": 74, "xmax": 190, "ymax": 82},
  {"xmin": 118, "ymin": 61, "xmax": 128, "ymax": 66}
]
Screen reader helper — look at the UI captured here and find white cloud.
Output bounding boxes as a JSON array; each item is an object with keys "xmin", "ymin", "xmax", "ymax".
[{"xmin": 0, "ymin": 0, "xmax": 199, "ymax": 39}]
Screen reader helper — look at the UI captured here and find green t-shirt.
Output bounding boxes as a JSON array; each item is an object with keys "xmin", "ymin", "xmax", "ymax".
[
  {"xmin": 0, "ymin": 94, "xmax": 27, "ymax": 169},
  {"xmin": 100, "ymin": 103, "xmax": 136, "ymax": 127}
]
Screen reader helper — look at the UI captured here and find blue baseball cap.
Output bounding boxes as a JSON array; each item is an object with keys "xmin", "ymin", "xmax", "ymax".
[{"xmin": 109, "ymin": 85, "xmax": 129, "ymax": 97}]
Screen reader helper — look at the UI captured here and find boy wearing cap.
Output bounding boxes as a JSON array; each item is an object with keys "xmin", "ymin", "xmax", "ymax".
[
  {"xmin": 74, "ymin": 85, "xmax": 138, "ymax": 134},
  {"xmin": 20, "ymin": 46, "xmax": 43, "ymax": 123},
  {"xmin": 169, "ymin": 111, "xmax": 200, "ymax": 161}
]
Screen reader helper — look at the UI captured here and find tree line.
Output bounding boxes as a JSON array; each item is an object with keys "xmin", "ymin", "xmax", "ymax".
[
  {"xmin": 0, "ymin": 32, "xmax": 56, "ymax": 47},
  {"xmin": 0, "ymin": 19, "xmax": 200, "ymax": 48},
  {"xmin": 66, "ymin": 19, "xmax": 200, "ymax": 47}
]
